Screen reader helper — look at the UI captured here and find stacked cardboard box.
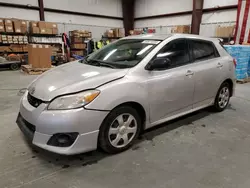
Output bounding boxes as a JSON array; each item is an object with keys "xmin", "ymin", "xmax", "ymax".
[
  {"xmin": 37, "ymin": 21, "xmax": 58, "ymax": 35},
  {"xmin": 28, "ymin": 44, "xmax": 52, "ymax": 68},
  {"xmin": 171, "ymin": 25, "xmax": 190, "ymax": 34},
  {"xmin": 71, "ymin": 30, "xmax": 92, "ymax": 38},
  {"xmin": 0, "ymin": 18, "xmax": 4, "ymax": 32},
  {"xmin": 13, "ymin": 20, "xmax": 27, "ymax": 33},
  {"xmin": 4, "ymin": 19, "xmax": 13, "ymax": 33},
  {"xmin": 215, "ymin": 26, "xmax": 235, "ymax": 37},
  {"xmin": 0, "ymin": 46, "xmax": 11, "ymax": 52},
  {"xmin": 105, "ymin": 28, "xmax": 124, "ymax": 38},
  {"xmin": 71, "ymin": 43, "xmax": 86, "ymax": 49}
]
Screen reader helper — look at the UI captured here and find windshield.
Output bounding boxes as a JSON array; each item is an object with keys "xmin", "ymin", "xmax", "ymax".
[{"xmin": 82, "ymin": 39, "xmax": 161, "ymax": 69}]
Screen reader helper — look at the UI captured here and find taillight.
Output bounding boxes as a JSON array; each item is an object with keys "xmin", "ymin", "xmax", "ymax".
[{"xmin": 233, "ymin": 59, "xmax": 237, "ymax": 67}]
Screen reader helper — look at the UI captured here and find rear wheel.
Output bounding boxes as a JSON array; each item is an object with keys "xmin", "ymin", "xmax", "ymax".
[
  {"xmin": 98, "ymin": 106, "xmax": 141, "ymax": 154},
  {"xmin": 213, "ymin": 82, "xmax": 231, "ymax": 112}
]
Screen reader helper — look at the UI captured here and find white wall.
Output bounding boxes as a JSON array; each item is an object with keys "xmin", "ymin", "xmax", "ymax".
[
  {"xmin": 135, "ymin": 15, "xmax": 192, "ymax": 28},
  {"xmin": 134, "ymin": 0, "xmax": 238, "ymax": 30},
  {"xmin": 203, "ymin": 0, "xmax": 238, "ymax": 9},
  {"xmin": 0, "ymin": 7, "xmax": 40, "ymax": 21},
  {"xmin": 0, "ymin": 0, "xmax": 38, "ymax": 6},
  {"xmin": 135, "ymin": 0, "xmax": 193, "ymax": 18},
  {"xmin": 0, "ymin": 0, "xmax": 123, "ymax": 28},
  {"xmin": 44, "ymin": 0, "xmax": 122, "ymax": 18}
]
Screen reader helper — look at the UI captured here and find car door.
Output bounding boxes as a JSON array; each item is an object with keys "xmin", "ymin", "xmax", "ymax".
[
  {"xmin": 187, "ymin": 39, "xmax": 223, "ymax": 108},
  {"xmin": 146, "ymin": 39, "xmax": 195, "ymax": 124}
]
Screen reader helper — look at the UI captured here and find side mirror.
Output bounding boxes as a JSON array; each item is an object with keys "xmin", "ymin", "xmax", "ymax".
[{"xmin": 145, "ymin": 58, "xmax": 171, "ymax": 71}]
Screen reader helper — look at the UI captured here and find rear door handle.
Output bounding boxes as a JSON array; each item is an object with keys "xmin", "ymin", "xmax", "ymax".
[
  {"xmin": 186, "ymin": 70, "xmax": 194, "ymax": 76},
  {"xmin": 217, "ymin": 62, "xmax": 223, "ymax": 68}
]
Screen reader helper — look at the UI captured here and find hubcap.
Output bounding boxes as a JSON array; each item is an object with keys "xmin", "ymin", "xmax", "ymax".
[
  {"xmin": 108, "ymin": 113, "xmax": 137, "ymax": 148},
  {"xmin": 218, "ymin": 87, "xmax": 230, "ymax": 108}
]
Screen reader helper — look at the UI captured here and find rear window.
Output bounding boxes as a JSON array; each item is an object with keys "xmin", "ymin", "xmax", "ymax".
[{"xmin": 191, "ymin": 40, "xmax": 220, "ymax": 61}]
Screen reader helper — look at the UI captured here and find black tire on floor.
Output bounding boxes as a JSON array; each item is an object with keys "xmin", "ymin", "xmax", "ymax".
[
  {"xmin": 213, "ymin": 82, "xmax": 231, "ymax": 112},
  {"xmin": 10, "ymin": 63, "xmax": 19, "ymax": 70},
  {"xmin": 98, "ymin": 105, "xmax": 141, "ymax": 154}
]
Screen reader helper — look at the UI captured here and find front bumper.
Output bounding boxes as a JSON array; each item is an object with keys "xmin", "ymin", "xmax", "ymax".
[{"xmin": 17, "ymin": 92, "xmax": 109, "ymax": 155}]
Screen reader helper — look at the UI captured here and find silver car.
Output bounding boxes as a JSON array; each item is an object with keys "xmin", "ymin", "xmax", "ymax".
[{"xmin": 17, "ymin": 34, "xmax": 236, "ymax": 155}]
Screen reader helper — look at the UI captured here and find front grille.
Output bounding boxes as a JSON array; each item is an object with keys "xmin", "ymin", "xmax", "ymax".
[{"xmin": 27, "ymin": 93, "xmax": 43, "ymax": 108}]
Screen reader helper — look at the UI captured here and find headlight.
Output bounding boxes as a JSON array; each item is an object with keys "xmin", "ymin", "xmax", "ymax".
[{"xmin": 48, "ymin": 90, "xmax": 100, "ymax": 110}]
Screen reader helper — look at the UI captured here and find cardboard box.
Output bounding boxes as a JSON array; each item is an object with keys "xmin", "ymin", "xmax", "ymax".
[
  {"xmin": 71, "ymin": 50, "xmax": 84, "ymax": 56},
  {"xmin": 38, "ymin": 21, "xmax": 46, "ymax": 29},
  {"xmin": 45, "ymin": 22, "xmax": 57, "ymax": 29},
  {"xmin": 21, "ymin": 26, "xmax": 27, "ymax": 33},
  {"xmin": 23, "ymin": 45, "xmax": 28, "ymax": 52},
  {"xmin": 13, "ymin": 20, "xmax": 21, "ymax": 33},
  {"xmin": 0, "ymin": 25, "xmax": 5, "ymax": 32},
  {"xmin": 0, "ymin": 18, "xmax": 4, "ymax": 26},
  {"xmin": 52, "ymin": 28, "xmax": 58, "ymax": 35},
  {"xmin": 5, "ymin": 26, "xmax": 14, "ymax": 33},
  {"xmin": 30, "ymin": 21, "xmax": 38, "ymax": 27},
  {"xmin": 40, "ymin": 28, "xmax": 46, "ymax": 34},
  {"xmin": 177, "ymin": 25, "xmax": 190, "ymax": 33},
  {"xmin": 46, "ymin": 28, "xmax": 53, "ymax": 34},
  {"xmin": 4, "ymin": 19, "xmax": 12, "ymax": 26},
  {"xmin": 71, "ymin": 37, "xmax": 82, "ymax": 43},
  {"xmin": 71, "ymin": 43, "xmax": 86, "ymax": 49},
  {"xmin": 28, "ymin": 44, "xmax": 52, "ymax": 68},
  {"xmin": 31, "ymin": 27, "xmax": 39, "ymax": 34},
  {"xmin": 21, "ymin": 20, "xmax": 27, "ymax": 26}
]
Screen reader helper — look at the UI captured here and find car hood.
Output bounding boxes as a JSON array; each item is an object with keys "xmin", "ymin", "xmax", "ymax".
[{"xmin": 29, "ymin": 61, "xmax": 128, "ymax": 101}]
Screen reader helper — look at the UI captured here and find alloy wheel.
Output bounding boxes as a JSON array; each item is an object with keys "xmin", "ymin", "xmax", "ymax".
[
  {"xmin": 108, "ymin": 113, "xmax": 137, "ymax": 148},
  {"xmin": 218, "ymin": 87, "xmax": 230, "ymax": 108}
]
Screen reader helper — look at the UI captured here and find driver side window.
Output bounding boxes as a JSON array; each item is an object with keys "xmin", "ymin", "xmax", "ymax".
[{"xmin": 155, "ymin": 39, "xmax": 190, "ymax": 69}]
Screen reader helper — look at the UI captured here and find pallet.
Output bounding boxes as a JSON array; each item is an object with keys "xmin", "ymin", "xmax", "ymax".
[
  {"xmin": 236, "ymin": 77, "xmax": 250, "ymax": 84},
  {"xmin": 21, "ymin": 64, "xmax": 54, "ymax": 75}
]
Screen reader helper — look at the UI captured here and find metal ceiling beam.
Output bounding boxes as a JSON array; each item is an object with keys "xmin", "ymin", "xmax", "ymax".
[
  {"xmin": 122, "ymin": 0, "xmax": 135, "ymax": 36},
  {"xmin": 38, "ymin": 0, "xmax": 45, "ymax": 21},
  {"xmin": 191, "ymin": 0, "xmax": 204, "ymax": 34}
]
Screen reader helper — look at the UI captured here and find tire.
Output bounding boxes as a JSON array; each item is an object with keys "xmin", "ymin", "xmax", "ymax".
[
  {"xmin": 10, "ymin": 63, "xmax": 19, "ymax": 70},
  {"xmin": 98, "ymin": 106, "xmax": 141, "ymax": 154},
  {"xmin": 213, "ymin": 82, "xmax": 231, "ymax": 112}
]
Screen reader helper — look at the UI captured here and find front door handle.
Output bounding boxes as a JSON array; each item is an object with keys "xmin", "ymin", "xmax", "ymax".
[
  {"xmin": 217, "ymin": 62, "xmax": 223, "ymax": 68},
  {"xmin": 186, "ymin": 70, "xmax": 194, "ymax": 76}
]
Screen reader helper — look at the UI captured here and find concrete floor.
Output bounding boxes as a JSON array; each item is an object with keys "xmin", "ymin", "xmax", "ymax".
[{"xmin": 1, "ymin": 70, "xmax": 250, "ymax": 188}]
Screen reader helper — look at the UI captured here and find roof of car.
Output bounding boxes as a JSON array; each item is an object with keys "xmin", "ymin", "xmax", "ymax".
[{"xmin": 123, "ymin": 33, "xmax": 218, "ymax": 42}]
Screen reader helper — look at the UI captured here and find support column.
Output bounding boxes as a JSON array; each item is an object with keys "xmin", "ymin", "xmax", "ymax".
[
  {"xmin": 191, "ymin": 0, "xmax": 204, "ymax": 34},
  {"xmin": 38, "ymin": 0, "xmax": 45, "ymax": 21},
  {"xmin": 122, "ymin": 0, "xmax": 135, "ymax": 36}
]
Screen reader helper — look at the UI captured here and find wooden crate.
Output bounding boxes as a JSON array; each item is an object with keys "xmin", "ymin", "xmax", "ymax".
[{"xmin": 21, "ymin": 64, "xmax": 53, "ymax": 75}]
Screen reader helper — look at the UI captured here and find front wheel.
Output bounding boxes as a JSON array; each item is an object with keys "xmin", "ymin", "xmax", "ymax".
[
  {"xmin": 98, "ymin": 106, "xmax": 141, "ymax": 154},
  {"xmin": 213, "ymin": 82, "xmax": 231, "ymax": 112}
]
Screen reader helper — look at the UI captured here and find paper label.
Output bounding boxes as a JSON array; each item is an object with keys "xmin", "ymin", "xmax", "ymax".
[
  {"xmin": 52, "ymin": 24, "xmax": 57, "ymax": 28},
  {"xmin": 45, "ymin": 45, "xmax": 49, "ymax": 48},
  {"xmin": 0, "ymin": 26, "xmax": 3, "ymax": 29},
  {"xmin": 21, "ymin": 21, "xmax": 26, "ymax": 25},
  {"xmin": 32, "ymin": 44, "xmax": 36, "ymax": 48},
  {"xmin": 6, "ymin": 20, "xmax": 11, "ymax": 23},
  {"xmin": 16, "ymin": 29, "xmax": 21, "ymax": 32},
  {"xmin": 39, "ymin": 45, "xmax": 43, "ymax": 48}
]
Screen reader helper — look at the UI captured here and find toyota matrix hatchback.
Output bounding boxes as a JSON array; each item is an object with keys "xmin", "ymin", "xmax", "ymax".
[{"xmin": 17, "ymin": 34, "xmax": 236, "ymax": 155}]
